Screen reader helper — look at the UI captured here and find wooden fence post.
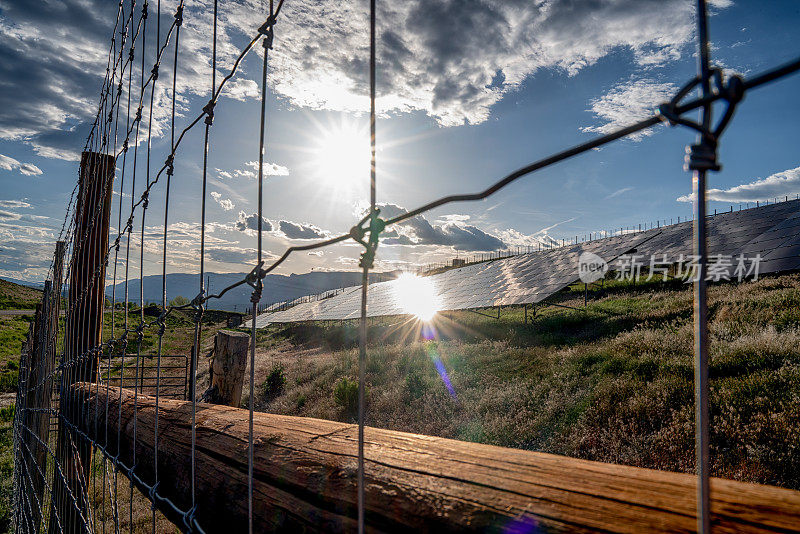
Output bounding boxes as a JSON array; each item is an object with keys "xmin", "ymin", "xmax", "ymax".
[
  {"xmin": 18, "ymin": 302, "xmax": 42, "ymax": 531},
  {"xmin": 200, "ymin": 330, "xmax": 250, "ymax": 407},
  {"xmin": 22, "ymin": 282, "xmax": 54, "ymax": 530},
  {"xmin": 25, "ymin": 241, "xmax": 66, "ymax": 527},
  {"xmin": 50, "ymin": 152, "xmax": 115, "ymax": 533}
]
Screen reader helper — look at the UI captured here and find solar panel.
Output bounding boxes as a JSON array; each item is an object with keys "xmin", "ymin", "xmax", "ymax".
[
  {"xmin": 251, "ymin": 231, "xmax": 657, "ymax": 325},
  {"xmin": 249, "ymin": 199, "xmax": 800, "ymax": 327},
  {"xmin": 632, "ymin": 199, "xmax": 800, "ymax": 277}
]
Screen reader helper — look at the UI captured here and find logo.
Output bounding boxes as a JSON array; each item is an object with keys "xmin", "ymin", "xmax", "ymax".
[{"xmin": 578, "ymin": 252, "xmax": 608, "ymax": 283}]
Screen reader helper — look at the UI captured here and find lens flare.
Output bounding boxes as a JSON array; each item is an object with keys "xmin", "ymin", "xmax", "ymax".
[
  {"xmin": 426, "ymin": 342, "xmax": 456, "ymax": 400},
  {"xmin": 393, "ymin": 272, "xmax": 441, "ymax": 322}
]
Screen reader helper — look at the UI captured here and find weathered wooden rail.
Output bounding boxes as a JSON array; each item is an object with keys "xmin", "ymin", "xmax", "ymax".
[{"xmin": 67, "ymin": 382, "xmax": 800, "ymax": 533}]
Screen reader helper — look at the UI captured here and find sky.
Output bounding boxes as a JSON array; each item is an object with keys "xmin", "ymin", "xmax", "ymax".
[{"xmin": 1, "ymin": 0, "xmax": 799, "ymax": 283}]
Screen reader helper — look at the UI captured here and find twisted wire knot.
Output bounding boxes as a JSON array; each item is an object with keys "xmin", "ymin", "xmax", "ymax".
[
  {"xmin": 685, "ymin": 140, "xmax": 720, "ymax": 172},
  {"xmin": 183, "ymin": 505, "xmax": 198, "ymax": 532},
  {"xmin": 191, "ymin": 291, "xmax": 205, "ymax": 310},
  {"xmin": 203, "ymin": 100, "xmax": 216, "ymax": 125},
  {"xmin": 350, "ymin": 209, "xmax": 384, "ymax": 270},
  {"xmin": 174, "ymin": 4, "xmax": 183, "ymax": 26}
]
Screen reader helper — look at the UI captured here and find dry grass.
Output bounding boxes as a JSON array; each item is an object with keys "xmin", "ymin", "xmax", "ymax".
[
  {"xmin": 249, "ymin": 273, "xmax": 800, "ymax": 490},
  {"xmin": 86, "ymin": 454, "xmax": 179, "ymax": 533}
]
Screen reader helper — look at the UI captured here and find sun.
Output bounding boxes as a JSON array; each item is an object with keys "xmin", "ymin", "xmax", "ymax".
[
  {"xmin": 312, "ymin": 122, "xmax": 370, "ymax": 189},
  {"xmin": 393, "ymin": 272, "xmax": 441, "ymax": 322}
]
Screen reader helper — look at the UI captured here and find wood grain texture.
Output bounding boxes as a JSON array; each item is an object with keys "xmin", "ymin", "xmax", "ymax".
[
  {"xmin": 205, "ymin": 330, "xmax": 249, "ymax": 407},
  {"xmin": 51, "ymin": 152, "xmax": 116, "ymax": 534},
  {"xmin": 67, "ymin": 383, "xmax": 800, "ymax": 533}
]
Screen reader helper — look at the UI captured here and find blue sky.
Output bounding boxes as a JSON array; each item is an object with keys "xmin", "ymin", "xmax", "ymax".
[{"xmin": 1, "ymin": 0, "xmax": 799, "ymax": 282}]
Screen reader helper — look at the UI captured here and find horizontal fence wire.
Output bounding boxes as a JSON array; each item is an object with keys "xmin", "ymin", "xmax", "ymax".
[{"xmin": 10, "ymin": 0, "xmax": 800, "ymax": 532}]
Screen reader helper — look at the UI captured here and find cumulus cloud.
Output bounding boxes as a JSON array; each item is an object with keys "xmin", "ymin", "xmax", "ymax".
[
  {"xmin": 370, "ymin": 203, "xmax": 505, "ymax": 251},
  {"xmin": 278, "ymin": 220, "xmax": 327, "ymax": 240},
  {"xmin": 1, "ymin": 0, "xmax": 727, "ymax": 161},
  {"xmin": 582, "ymin": 79, "xmax": 677, "ymax": 139},
  {"xmin": 235, "ymin": 211, "xmax": 272, "ymax": 232},
  {"xmin": 496, "ymin": 216, "xmax": 577, "ymax": 249},
  {"xmin": 677, "ymin": 166, "xmax": 800, "ymax": 203},
  {"xmin": 233, "ymin": 212, "xmax": 328, "ymax": 241},
  {"xmin": 210, "ymin": 191, "xmax": 235, "ymax": 211},
  {"xmin": 0, "ymin": 154, "xmax": 43, "ymax": 176},
  {"xmin": 0, "ymin": 0, "xmax": 242, "ymax": 160},
  {"xmin": 259, "ymin": 0, "xmax": 710, "ymax": 126}
]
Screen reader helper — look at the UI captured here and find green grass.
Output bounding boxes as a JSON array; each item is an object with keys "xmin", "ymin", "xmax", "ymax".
[
  {"xmin": 0, "ymin": 279, "xmax": 42, "ymax": 311},
  {"xmin": 255, "ymin": 272, "xmax": 800, "ymax": 490},
  {"xmin": 0, "ymin": 316, "xmax": 31, "ymax": 394},
  {"xmin": 0, "ymin": 276, "xmax": 242, "ymax": 532},
  {"xmin": 0, "ymin": 406, "xmax": 14, "ymax": 533}
]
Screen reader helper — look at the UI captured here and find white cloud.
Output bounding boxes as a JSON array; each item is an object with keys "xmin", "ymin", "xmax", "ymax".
[
  {"xmin": 257, "ymin": 0, "xmax": 710, "ymax": 126},
  {"xmin": 0, "ymin": 0, "xmax": 729, "ymax": 163},
  {"xmin": 496, "ymin": 217, "xmax": 578, "ymax": 248},
  {"xmin": 0, "ymin": 199, "xmax": 32, "ymax": 209},
  {"xmin": 582, "ymin": 79, "xmax": 677, "ymax": 140},
  {"xmin": 217, "ymin": 161, "xmax": 289, "ymax": 181},
  {"xmin": 677, "ymin": 165, "xmax": 800, "ymax": 203},
  {"xmin": 210, "ymin": 191, "xmax": 235, "ymax": 211},
  {"xmin": 605, "ymin": 186, "xmax": 634, "ymax": 200},
  {"xmin": 0, "ymin": 154, "xmax": 42, "ymax": 176}
]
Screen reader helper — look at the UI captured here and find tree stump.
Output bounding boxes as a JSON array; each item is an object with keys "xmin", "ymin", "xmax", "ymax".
[{"xmin": 201, "ymin": 330, "xmax": 249, "ymax": 407}]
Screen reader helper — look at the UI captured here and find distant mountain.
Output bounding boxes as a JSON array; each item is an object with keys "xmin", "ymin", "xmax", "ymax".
[{"xmin": 105, "ymin": 270, "xmax": 398, "ymax": 311}]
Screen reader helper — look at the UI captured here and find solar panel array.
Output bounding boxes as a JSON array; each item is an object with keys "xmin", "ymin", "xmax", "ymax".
[
  {"xmin": 249, "ymin": 199, "xmax": 800, "ymax": 327},
  {"xmin": 632, "ymin": 199, "xmax": 800, "ymax": 275},
  {"xmin": 251, "ymin": 231, "xmax": 657, "ymax": 326}
]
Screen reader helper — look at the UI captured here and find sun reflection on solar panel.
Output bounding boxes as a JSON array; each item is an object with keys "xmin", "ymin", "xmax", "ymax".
[{"xmin": 393, "ymin": 272, "xmax": 441, "ymax": 322}]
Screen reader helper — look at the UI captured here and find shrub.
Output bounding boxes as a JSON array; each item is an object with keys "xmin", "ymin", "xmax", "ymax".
[
  {"xmin": 334, "ymin": 377, "xmax": 360, "ymax": 415},
  {"xmin": 169, "ymin": 295, "xmax": 190, "ymax": 307},
  {"xmin": 262, "ymin": 362, "xmax": 286, "ymax": 401}
]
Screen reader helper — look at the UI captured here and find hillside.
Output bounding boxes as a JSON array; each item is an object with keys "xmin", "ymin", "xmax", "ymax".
[
  {"xmin": 245, "ymin": 272, "xmax": 800, "ymax": 490},
  {"xmin": 105, "ymin": 270, "xmax": 398, "ymax": 311},
  {"xmin": 0, "ymin": 279, "xmax": 41, "ymax": 399},
  {"xmin": 0, "ymin": 278, "xmax": 43, "ymax": 310}
]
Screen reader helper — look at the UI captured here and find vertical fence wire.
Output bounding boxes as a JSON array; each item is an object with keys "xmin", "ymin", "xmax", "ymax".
[
  {"xmin": 357, "ymin": 1, "xmax": 378, "ymax": 532},
  {"xmin": 692, "ymin": 1, "xmax": 713, "ymax": 532}
]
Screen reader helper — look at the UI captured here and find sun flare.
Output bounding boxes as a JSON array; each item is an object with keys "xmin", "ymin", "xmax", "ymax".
[{"xmin": 393, "ymin": 272, "xmax": 441, "ymax": 322}]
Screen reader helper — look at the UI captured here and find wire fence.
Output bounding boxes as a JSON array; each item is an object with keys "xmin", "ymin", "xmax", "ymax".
[{"xmin": 10, "ymin": 0, "xmax": 800, "ymax": 532}]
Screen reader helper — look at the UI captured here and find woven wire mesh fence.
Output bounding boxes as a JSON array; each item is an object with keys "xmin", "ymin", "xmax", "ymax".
[{"xmin": 10, "ymin": 0, "xmax": 800, "ymax": 532}]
